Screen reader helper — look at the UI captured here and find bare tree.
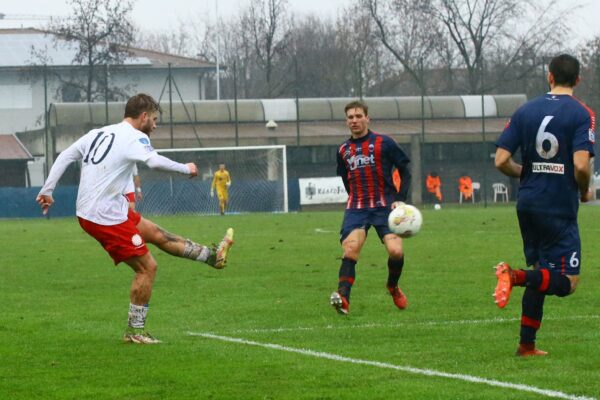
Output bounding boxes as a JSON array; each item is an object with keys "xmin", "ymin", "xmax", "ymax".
[
  {"xmin": 428, "ymin": 0, "xmax": 570, "ymax": 94},
  {"xmin": 135, "ymin": 23, "xmax": 194, "ymax": 57},
  {"xmin": 335, "ymin": 5, "xmax": 378, "ymax": 97},
  {"xmin": 244, "ymin": 0, "xmax": 291, "ymax": 98},
  {"xmin": 290, "ymin": 16, "xmax": 355, "ymax": 97},
  {"xmin": 362, "ymin": 0, "xmax": 442, "ymax": 93},
  {"xmin": 579, "ymin": 36, "xmax": 600, "ymax": 111},
  {"xmin": 192, "ymin": 13, "xmax": 255, "ymax": 98},
  {"xmin": 47, "ymin": 0, "xmax": 136, "ymax": 101}
]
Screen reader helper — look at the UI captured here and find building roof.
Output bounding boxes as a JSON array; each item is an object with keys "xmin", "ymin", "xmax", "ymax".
[
  {"xmin": 146, "ymin": 118, "xmax": 508, "ymax": 149},
  {"xmin": 0, "ymin": 28, "xmax": 215, "ymax": 69},
  {"xmin": 0, "ymin": 134, "xmax": 33, "ymax": 160},
  {"xmin": 124, "ymin": 46, "xmax": 219, "ymax": 69}
]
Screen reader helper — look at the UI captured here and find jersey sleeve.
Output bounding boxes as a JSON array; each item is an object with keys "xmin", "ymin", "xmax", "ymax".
[
  {"xmin": 38, "ymin": 133, "xmax": 88, "ymax": 196},
  {"xmin": 127, "ymin": 134, "xmax": 157, "ymax": 163},
  {"xmin": 336, "ymin": 145, "xmax": 350, "ymax": 194},
  {"xmin": 496, "ymin": 111, "xmax": 521, "ymax": 154},
  {"xmin": 145, "ymin": 154, "xmax": 190, "ymax": 174},
  {"xmin": 385, "ymin": 137, "xmax": 411, "ymax": 202},
  {"xmin": 572, "ymin": 108, "xmax": 596, "ymax": 157}
]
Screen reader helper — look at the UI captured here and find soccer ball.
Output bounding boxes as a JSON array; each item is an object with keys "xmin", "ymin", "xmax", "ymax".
[
  {"xmin": 434, "ymin": 203, "xmax": 442, "ymax": 210},
  {"xmin": 388, "ymin": 203, "xmax": 423, "ymax": 237}
]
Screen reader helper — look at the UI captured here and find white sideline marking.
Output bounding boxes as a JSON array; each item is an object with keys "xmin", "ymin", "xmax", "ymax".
[
  {"xmin": 225, "ymin": 314, "xmax": 600, "ymax": 335},
  {"xmin": 188, "ymin": 332, "xmax": 596, "ymax": 400},
  {"xmin": 314, "ymin": 228, "xmax": 334, "ymax": 233}
]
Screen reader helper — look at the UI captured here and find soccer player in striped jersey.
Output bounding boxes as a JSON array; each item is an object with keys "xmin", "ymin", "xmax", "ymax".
[
  {"xmin": 330, "ymin": 100, "xmax": 412, "ymax": 315},
  {"xmin": 494, "ymin": 54, "xmax": 596, "ymax": 356}
]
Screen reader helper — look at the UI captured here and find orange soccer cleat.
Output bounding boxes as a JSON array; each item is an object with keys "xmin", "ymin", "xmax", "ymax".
[
  {"xmin": 387, "ymin": 286, "xmax": 408, "ymax": 310},
  {"xmin": 494, "ymin": 262, "xmax": 513, "ymax": 308},
  {"xmin": 516, "ymin": 343, "xmax": 548, "ymax": 357}
]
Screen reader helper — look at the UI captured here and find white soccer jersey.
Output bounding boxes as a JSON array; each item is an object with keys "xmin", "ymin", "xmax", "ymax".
[
  {"xmin": 40, "ymin": 121, "xmax": 167, "ymax": 225},
  {"xmin": 125, "ymin": 163, "xmax": 139, "ymax": 195}
]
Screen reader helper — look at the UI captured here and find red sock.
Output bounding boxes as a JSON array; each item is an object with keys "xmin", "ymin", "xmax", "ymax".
[{"xmin": 512, "ymin": 269, "xmax": 526, "ymax": 285}]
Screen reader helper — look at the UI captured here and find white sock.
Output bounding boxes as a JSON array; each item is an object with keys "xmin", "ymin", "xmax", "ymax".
[
  {"xmin": 183, "ymin": 240, "xmax": 211, "ymax": 262},
  {"xmin": 128, "ymin": 303, "xmax": 148, "ymax": 329},
  {"xmin": 196, "ymin": 246, "xmax": 211, "ymax": 262}
]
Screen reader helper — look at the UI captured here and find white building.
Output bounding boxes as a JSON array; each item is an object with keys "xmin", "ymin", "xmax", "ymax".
[{"xmin": 0, "ymin": 28, "xmax": 219, "ymax": 134}]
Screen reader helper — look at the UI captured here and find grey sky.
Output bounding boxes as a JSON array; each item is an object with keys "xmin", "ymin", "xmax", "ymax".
[{"xmin": 1, "ymin": 0, "xmax": 598, "ymax": 43}]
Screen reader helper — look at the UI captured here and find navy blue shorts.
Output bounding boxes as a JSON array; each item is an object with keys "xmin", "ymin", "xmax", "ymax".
[
  {"xmin": 517, "ymin": 210, "xmax": 581, "ymax": 275},
  {"xmin": 340, "ymin": 207, "xmax": 392, "ymax": 243}
]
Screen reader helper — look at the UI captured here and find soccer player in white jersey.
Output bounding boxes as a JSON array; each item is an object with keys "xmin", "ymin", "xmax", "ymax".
[{"xmin": 36, "ymin": 94, "xmax": 235, "ymax": 344}]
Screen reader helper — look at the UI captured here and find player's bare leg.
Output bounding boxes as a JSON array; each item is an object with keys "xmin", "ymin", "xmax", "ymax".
[
  {"xmin": 136, "ymin": 217, "xmax": 234, "ymax": 269},
  {"xmin": 126, "ymin": 253, "xmax": 157, "ymax": 305},
  {"xmin": 122, "ymin": 252, "xmax": 161, "ymax": 344}
]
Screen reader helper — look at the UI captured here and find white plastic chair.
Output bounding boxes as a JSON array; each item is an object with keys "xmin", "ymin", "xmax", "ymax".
[
  {"xmin": 493, "ymin": 183, "xmax": 509, "ymax": 202},
  {"xmin": 459, "ymin": 182, "xmax": 479, "ymax": 203},
  {"xmin": 472, "ymin": 182, "xmax": 480, "ymax": 202}
]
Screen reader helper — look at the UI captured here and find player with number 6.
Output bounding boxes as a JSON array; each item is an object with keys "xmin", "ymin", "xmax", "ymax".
[{"xmin": 493, "ymin": 54, "xmax": 595, "ymax": 356}]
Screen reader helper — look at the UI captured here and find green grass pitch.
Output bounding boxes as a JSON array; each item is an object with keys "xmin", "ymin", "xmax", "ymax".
[{"xmin": 1, "ymin": 205, "xmax": 599, "ymax": 399}]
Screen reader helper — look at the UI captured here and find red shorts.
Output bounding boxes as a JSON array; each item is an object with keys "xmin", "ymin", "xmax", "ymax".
[
  {"xmin": 125, "ymin": 192, "xmax": 135, "ymax": 202},
  {"xmin": 78, "ymin": 209, "xmax": 148, "ymax": 265}
]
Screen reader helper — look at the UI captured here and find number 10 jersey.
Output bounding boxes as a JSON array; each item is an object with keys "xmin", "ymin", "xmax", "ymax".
[{"xmin": 40, "ymin": 121, "xmax": 157, "ymax": 225}]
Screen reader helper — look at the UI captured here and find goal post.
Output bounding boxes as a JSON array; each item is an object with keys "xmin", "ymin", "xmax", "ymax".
[{"xmin": 137, "ymin": 145, "xmax": 288, "ymax": 216}]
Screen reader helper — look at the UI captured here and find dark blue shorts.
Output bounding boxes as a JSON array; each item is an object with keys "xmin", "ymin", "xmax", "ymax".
[
  {"xmin": 517, "ymin": 210, "xmax": 581, "ymax": 275},
  {"xmin": 340, "ymin": 207, "xmax": 392, "ymax": 243}
]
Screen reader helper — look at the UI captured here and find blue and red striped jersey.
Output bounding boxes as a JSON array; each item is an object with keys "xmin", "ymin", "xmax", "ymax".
[
  {"xmin": 497, "ymin": 93, "xmax": 596, "ymax": 218},
  {"xmin": 337, "ymin": 130, "xmax": 411, "ymax": 209}
]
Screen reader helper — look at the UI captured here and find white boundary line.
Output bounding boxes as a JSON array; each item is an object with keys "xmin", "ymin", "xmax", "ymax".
[
  {"xmin": 223, "ymin": 314, "xmax": 600, "ymax": 335},
  {"xmin": 188, "ymin": 332, "xmax": 596, "ymax": 400}
]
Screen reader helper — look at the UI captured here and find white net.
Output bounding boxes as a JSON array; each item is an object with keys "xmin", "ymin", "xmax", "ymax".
[{"xmin": 136, "ymin": 145, "xmax": 288, "ymax": 216}]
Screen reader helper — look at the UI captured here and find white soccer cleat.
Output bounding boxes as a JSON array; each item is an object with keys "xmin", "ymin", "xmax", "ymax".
[
  {"xmin": 330, "ymin": 291, "xmax": 349, "ymax": 315},
  {"xmin": 212, "ymin": 228, "xmax": 234, "ymax": 269},
  {"xmin": 123, "ymin": 330, "xmax": 162, "ymax": 344}
]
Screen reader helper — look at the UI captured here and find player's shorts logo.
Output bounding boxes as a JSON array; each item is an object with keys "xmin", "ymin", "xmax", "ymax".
[
  {"xmin": 131, "ymin": 234, "xmax": 143, "ymax": 247},
  {"xmin": 532, "ymin": 162, "xmax": 564, "ymax": 174},
  {"xmin": 589, "ymin": 129, "xmax": 595, "ymax": 144}
]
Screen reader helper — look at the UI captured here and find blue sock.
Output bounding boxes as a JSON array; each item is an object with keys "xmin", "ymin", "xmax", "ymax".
[
  {"xmin": 387, "ymin": 256, "xmax": 404, "ymax": 288},
  {"xmin": 338, "ymin": 257, "xmax": 356, "ymax": 300}
]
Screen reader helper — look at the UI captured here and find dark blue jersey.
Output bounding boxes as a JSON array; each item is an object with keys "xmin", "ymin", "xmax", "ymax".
[
  {"xmin": 496, "ymin": 94, "xmax": 596, "ymax": 218},
  {"xmin": 337, "ymin": 131, "xmax": 411, "ymax": 209}
]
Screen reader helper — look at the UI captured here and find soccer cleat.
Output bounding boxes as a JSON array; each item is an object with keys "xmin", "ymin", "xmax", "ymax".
[
  {"xmin": 123, "ymin": 328, "xmax": 162, "ymax": 344},
  {"xmin": 330, "ymin": 291, "xmax": 349, "ymax": 315},
  {"xmin": 494, "ymin": 262, "xmax": 513, "ymax": 309},
  {"xmin": 387, "ymin": 286, "xmax": 408, "ymax": 310},
  {"xmin": 208, "ymin": 228, "xmax": 234, "ymax": 269},
  {"xmin": 516, "ymin": 344, "xmax": 548, "ymax": 357}
]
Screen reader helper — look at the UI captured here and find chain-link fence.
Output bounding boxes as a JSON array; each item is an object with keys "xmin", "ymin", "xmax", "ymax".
[{"xmin": 3, "ymin": 64, "xmax": 598, "ymax": 217}]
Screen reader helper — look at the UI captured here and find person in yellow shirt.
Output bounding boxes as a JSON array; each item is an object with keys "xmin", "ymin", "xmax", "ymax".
[{"xmin": 211, "ymin": 163, "xmax": 232, "ymax": 215}]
